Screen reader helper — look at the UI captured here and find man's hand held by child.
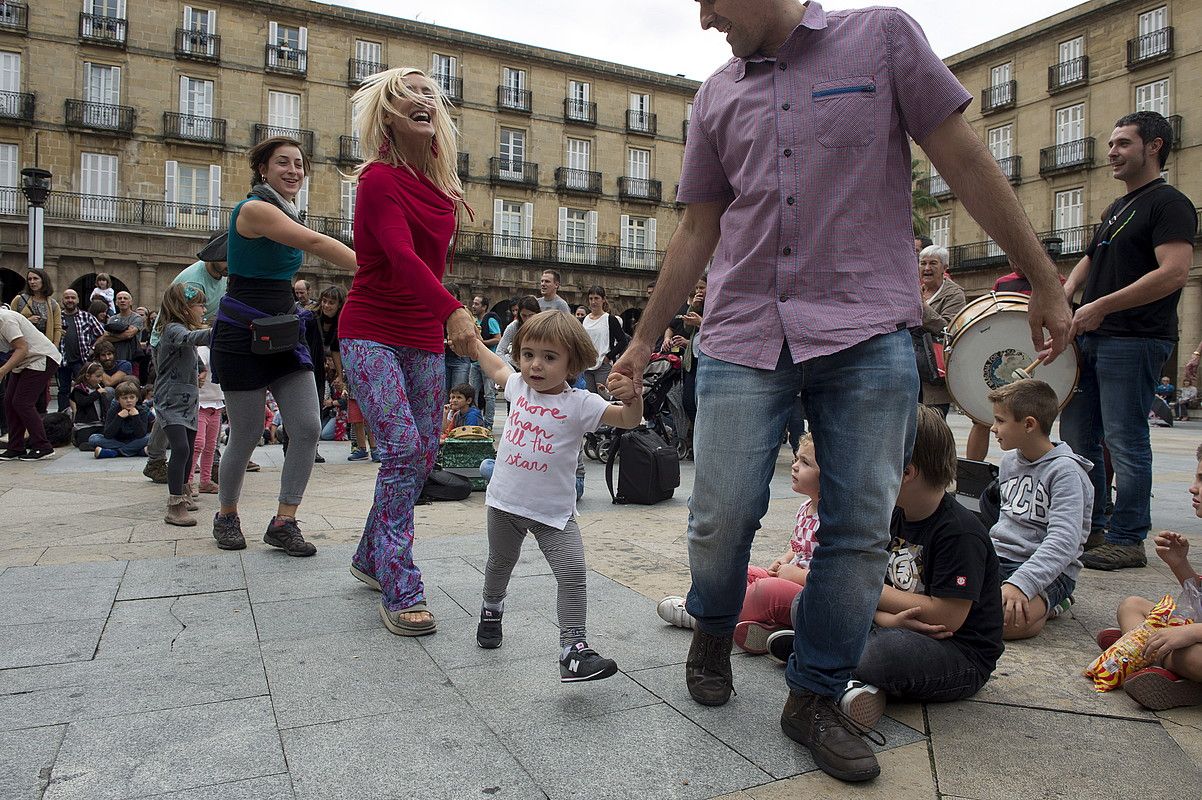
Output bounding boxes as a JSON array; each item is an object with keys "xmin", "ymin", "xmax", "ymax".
[
  {"xmin": 1001, "ymin": 583, "xmax": 1031, "ymax": 628},
  {"xmin": 1144, "ymin": 623, "xmax": 1202, "ymax": 662},
  {"xmin": 874, "ymin": 607, "xmax": 952, "ymax": 639}
]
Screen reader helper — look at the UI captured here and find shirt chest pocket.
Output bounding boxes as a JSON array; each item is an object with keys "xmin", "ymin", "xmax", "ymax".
[{"xmin": 811, "ymin": 77, "xmax": 878, "ymax": 148}]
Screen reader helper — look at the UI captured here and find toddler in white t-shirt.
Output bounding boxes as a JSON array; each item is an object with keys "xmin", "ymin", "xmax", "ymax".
[{"xmin": 473, "ymin": 311, "xmax": 643, "ymax": 682}]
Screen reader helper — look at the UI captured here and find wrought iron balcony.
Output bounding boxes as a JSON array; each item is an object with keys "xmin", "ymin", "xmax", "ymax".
[
  {"xmin": 1169, "ymin": 114, "xmax": 1182, "ymax": 151},
  {"xmin": 0, "ymin": 2, "xmax": 28, "ymax": 32},
  {"xmin": 917, "ymin": 175, "xmax": 953, "ymax": 200},
  {"xmin": 619, "ymin": 177, "xmax": 662, "ymax": 203},
  {"xmin": 1127, "ymin": 27, "xmax": 1173, "ymax": 69},
  {"xmin": 1048, "ymin": 56, "xmax": 1088, "ymax": 94},
  {"xmin": 981, "ymin": 80, "xmax": 1016, "ymax": 115},
  {"xmin": 79, "ymin": 12, "xmax": 126, "ymax": 47},
  {"xmin": 489, "ymin": 157, "xmax": 538, "ymax": 187},
  {"xmin": 555, "ymin": 167, "xmax": 602, "ymax": 195},
  {"xmin": 1039, "ymin": 137, "xmax": 1094, "ymax": 175},
  {"xmin": 349, "ymin": 58, "xmax": 386, "ymax": 86},
  {"xmin": 497, "ymin": 86, "xmax": 532, "ymax": 114},
  {"xmin": 564, "ymin": 98, "xmax": 596, "ymax": 126},
  {"xmin": 457, "ymin": 152, "xmax": 469, "ymax": 179},
  {"xmin": 996, "ymin": 155, "xmax": 1022, "ymax": 184},
  {"xmin": 65, "ymin": 99, "xmax": 134, "ymax": 135},
  {"xmin": 0, "ymin": 91, "xmax": 34, "ymax": 123},
  {"xmin": 265, "ymin": 44, "xmax": 306, "ymax": 76},
  {"xmin": 433, "ymin": 74, "xmax": 462, "ymax": 103},
  {"xmin": 1039, "ymin": 224, "xmax": 1096, "ymax": 258},
  {"xmin": 306, "ymin": 215, "xmax": 355, "ymax": 247},
  {"xmin": 0, "ymin": 187, "xmax": 232, "ymax": 231},
  {"xmin": 253, "ymin": 124, "xmax": 314, "ymax": 155},
  {"xmin": 164, "ymin": 112, "xmax": 226, "ymax": 145},
  {"xmin": 947, "ymin": 224, "xmax": 1099, "ymax": 272},
  {"xmin": 175, "ymin": 28, "xmax": 220, "ymax": 62},
  {"xmin": 627, "ymin": 110, "xmax": 657, "ymax": 136},
  {"xmin": 338, "ymin": 135, "xmax": 362, "ymax": 165}
]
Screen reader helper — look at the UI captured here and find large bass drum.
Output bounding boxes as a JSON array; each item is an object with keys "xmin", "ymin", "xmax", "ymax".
[{"xmin": 944, "ymin": 292, "xmax": 1079, "ymax": 425}]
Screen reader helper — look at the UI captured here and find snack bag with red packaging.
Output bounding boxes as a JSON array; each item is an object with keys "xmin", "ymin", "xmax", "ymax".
[{"xmin": 1084, "ymin": 595, "xmax": 1192, "ymax": 692}]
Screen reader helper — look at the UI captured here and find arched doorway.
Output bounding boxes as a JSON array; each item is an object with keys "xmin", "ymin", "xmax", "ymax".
[
  {"xmin": 0, "ymin": 268, "xmax": 25, "ymax": 306},
  {"xmin": 69, "ymin": 273, "xmax": 131, "ymax": 311}
]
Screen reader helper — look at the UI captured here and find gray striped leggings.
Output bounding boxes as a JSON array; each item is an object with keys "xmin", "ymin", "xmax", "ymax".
[{"xmin": 483, "ymin": 506, "xmax": 588, "ymax": 646}]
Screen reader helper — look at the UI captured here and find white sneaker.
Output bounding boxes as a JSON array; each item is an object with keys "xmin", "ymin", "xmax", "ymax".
[
  {"xmin": 656, "ymin": 596, "xmax": 696, "ymax": 629},
  {"xmin": 839, "ymin": 680, "xmax": 885, "ymax": 729}
]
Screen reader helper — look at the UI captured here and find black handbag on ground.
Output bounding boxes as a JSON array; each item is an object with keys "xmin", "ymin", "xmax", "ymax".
[{"xmin": 605, "ymin": 426, "xmax": 680, "ymax": 505}]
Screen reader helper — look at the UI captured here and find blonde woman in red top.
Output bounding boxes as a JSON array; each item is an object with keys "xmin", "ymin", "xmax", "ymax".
[{"xmin": 338, "ymin": 67, "xmax": 478, "ymax": 637}]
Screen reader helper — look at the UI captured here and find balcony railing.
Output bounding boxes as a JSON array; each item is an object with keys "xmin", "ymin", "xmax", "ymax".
[
  {"xmin": 1127, "ymin": 27, "xmax": 1173, "ymax": 69},
  {"xmin": 349, "ymin": 58, "xmax": 386, "ymax": 86},
  {"xmin": 433, "ymin": 74, "xmax": 462, "ymax": 103},
  {"xmin": 619, "ymin": 177, "xmax": 662, "ymax": 203},
  {"xmin": 918, "ymin": 175, "xmax": 953, "ymax": 200},
  {"xmin": 265, "ymin": 44, "xmax": 306, "ymax": 76},
  {"xmin": 79, "ymin": 12, "xmax": 126, "ymax": 47},
  {"xmin": 457, "ymin": 152, "xmax": 469, "ymax": 179},
  {"xmin": 164, "ymin": 112, "xmax": 226, "ymax": 145},
  {"xmin": 0, "ymin": 187, "xmax": 230, "ymax": 230},
  {"xmin": 497, "ymin": 85, "xmax": 532, "ymax": 114},
  {"xmin": 996, "ymin": 155, "xmax": 1022, "ymax": 184},
  {"xmin": 175, "ymin": 28, "xmax": 220, "ymax": 62},
  {"xmin": 65, "ymin": 99, "xmax": 134, "ymax": 135},
  {"xmin": 253, "ymin": 124, "xmax": 314, "ymax": 154},
  {"xmin": 454, "ymin": 231, "xmax": 664, "ymax": 272},
  {"xmin": 489, "ymin": 157, "xmax": 538, "ymax": 187},
  {"xmin": 564, "ymin": 98, "xmax": 596, "ymax": 126},
  {"xmin": 1048, "ymin": 56, "xmax": 1088, "ymax": 93},
  {"xmin": 0, "ymin": 91, "xmax": 34, "ymax": 123},
  {"xmin": 1039, "ymin": 137, "xmax": 1094, "ymax": 175},
  {"xmin": 1169, "ymin": 114, "xmax": 1182, "ymax": 151},
  {"xmin": 555, "ymin": 167, "xmax": 602, "ymax": 195},
  {"xmin": 948, "ymin": 224, "xmax": 1098, "ymax": 272},
  {"xmin": 337, "ymin": 135, "xmax": 362, "ymax": 165},
  {"xmin": 981, "ymin": 80, "xmax": 1016, "ymax": 115},
  {"xmin": 306, "ymin": 215, "xmax": 355, "ymax": 247},
  {"xmin": 627, "ymin": 110, "xmax": 657, "ymax": 136},
  {"xmin": 0, "ymin": 2, "xmax": 28, "ymax": 32}
]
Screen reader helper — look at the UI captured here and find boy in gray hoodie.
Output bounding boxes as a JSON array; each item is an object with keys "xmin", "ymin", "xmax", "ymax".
[{"xmin": 987, "ymin": 379, "xmax": 1093, "ymax": 640}]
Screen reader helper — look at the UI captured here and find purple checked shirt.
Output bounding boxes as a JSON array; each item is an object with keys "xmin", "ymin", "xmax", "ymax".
[{"xmin": 678, "ymin": 3, "xmax": 972, "ymax": 369}]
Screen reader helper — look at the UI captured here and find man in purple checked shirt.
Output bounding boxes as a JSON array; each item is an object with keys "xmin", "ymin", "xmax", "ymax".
[{"xmin": 608, "ymin": 0, "xmax": 1071, "ymax": 783}]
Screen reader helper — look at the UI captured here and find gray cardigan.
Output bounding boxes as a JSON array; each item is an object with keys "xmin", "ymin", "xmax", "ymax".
[{"xmin": 154, "ymin": 322, "xmax": 211, "ymax": 430}]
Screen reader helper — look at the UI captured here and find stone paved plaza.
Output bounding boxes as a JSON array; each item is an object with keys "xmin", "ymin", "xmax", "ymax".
[{"xmin": 1, "ymin": 414, "xmax": 1201, "ymax": 799}]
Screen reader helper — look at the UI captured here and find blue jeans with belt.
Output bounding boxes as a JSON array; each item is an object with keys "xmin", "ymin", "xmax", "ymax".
[
  {"xmin": 686, "ymin": 329, "xmax": 917, "ymax": 698},
  {"xmin": 1059, "ymin": 332, "xmax": 1173, "ymax": 545}
]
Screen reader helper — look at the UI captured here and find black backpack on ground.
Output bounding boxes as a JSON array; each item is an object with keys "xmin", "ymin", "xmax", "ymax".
[
  {"xmin": 605, "ymin": 426, "xmax": 680, "ymax": 505},
  {"xmin": 420, "ymin": 468, "xmax": 473, "ymax": 502}
]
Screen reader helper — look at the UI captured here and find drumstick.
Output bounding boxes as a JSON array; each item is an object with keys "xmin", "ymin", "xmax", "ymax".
[{"xmin": 1012, "ymin": 358, "xmax": 1044, "ymax": 381}]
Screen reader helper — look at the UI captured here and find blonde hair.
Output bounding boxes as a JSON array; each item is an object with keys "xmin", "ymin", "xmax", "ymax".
[
  {"xmin": 512, "ymin": 311, "xmax": 598, "ymax": 381},
  {"xmin": 154, "ymin": 284, "xmax": 207, "ymax": 334},
  {"xmin": 792, "ymin": 434, "xmax": 814, "ymax": 461},
  {"xmin": 350, "ymin": 67, "xmax": 464, "ymax": 203}
]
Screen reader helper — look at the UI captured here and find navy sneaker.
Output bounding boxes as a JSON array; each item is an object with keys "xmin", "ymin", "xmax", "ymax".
[
  {"xmin": 348, "ymin": 449, "xmax": 369, "ymax": 462},
  {"xmin": 559, "ymin": 641, "xmax": 618, "ymax": 683},
  {"xmin": 477, "ymin": 606, "xmax": 503, "ymax": 649}
]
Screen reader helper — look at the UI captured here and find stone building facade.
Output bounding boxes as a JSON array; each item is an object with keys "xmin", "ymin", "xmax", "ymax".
[
  {"xmin": 0, "ymin": 0, "xmax": 700, "ymax": 322},
  {"xmin": 916, "ymin": 0, "xmax": 1202, "ymax": 378}
]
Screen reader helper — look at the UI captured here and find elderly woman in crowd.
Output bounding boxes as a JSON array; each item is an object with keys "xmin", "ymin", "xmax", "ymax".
[{"xmin": 918, "ymin": 244, "xmax": 966, "ymax": 418}]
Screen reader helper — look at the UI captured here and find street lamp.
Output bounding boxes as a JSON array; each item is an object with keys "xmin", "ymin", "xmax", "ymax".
[
  {"xmin": 1042, "ymin": 236, "xmax": 1064, "ymax": 259},
  {"xmin": 20, "ymin": 167, "xmax": 51, "ymax": 270}
]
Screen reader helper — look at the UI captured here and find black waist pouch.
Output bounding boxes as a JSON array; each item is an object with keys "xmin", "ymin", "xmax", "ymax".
[{"xmin": 249, "ymin": 314, "xmax": 300, "ymax": 355}]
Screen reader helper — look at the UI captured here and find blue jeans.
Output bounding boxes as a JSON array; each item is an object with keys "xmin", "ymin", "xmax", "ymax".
[
  {"xmin": 686, "ymin": 329, "xmax": 917, "ymax": 698},
  {"xmin": 445, "ymin": 353, "xmax": 475, "ymax": 397},
  {"xmin": 1059, "ymin": 333, "xmax": 1173, "ymax": 545},
  {"xmin": 87, "ymin": 433, "xmax": 150, "ymax": 456}
]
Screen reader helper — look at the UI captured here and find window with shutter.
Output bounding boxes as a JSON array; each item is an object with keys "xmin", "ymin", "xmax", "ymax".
[{"xmin": 0, "ymin": 143, "xmax": 17, "ymax": 214}]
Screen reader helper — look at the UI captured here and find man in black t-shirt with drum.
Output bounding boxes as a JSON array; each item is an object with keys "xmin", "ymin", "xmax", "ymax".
[{"xmin": 1061, "ymin": 111, "xmax": 1198, "ymax": 571}]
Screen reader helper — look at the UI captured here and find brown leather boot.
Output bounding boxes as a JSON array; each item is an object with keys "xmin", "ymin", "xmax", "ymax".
[
  {"xmin": 686, "ymin": 629, "xmax": 734, "ymax": 706},
  {"xmin": 164, "ymin": 495, "xmax": 197, "ymax": 527},
  {"xmin": 781, "ymin": 689, "xmax": 881, "ymax": 783}
]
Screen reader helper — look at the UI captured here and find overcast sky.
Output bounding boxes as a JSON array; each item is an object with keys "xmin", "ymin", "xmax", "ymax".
[{"xmin": 334, "ymin": 0, "xmax": 1087, "ymax": 81}]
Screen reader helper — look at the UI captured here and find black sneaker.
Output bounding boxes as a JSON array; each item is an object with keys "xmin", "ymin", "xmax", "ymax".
[
  {"xmin": 314, "ymin": 451, "xmax": 325, "ymax": 464},
  {"xmin": 477, "ymin": 607, "xmax": 503, "ymax": 649},
  {"xmin": 212, "ymin": 512, "xmax": 246, "ymax": 550},
  {"xmin": 0, "ymin": 449, "xmax": 25, "ymax": 461},
  {"xmin": 19, "ymin": 447, "xmax": 53, "ymax": 461},
  {"xmin": 263, "ymin": 517, "xmax": 317, "ymax": 557},
  {"xmin": 781, "ymin": 688, "xmax": 883, "ymax": 783},
  {"xmin": 559, "ymin": 641, "xmax": 618, "ymax": 683},
  {"xmin": 766, "ymin": 629, "xmax": 795, "ymax": 666}
]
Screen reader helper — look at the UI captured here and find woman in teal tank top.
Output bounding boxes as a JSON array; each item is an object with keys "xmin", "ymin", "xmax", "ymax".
[{"xmin": 209, "ymin": 136, "xmax": 356, "ymax": 558}]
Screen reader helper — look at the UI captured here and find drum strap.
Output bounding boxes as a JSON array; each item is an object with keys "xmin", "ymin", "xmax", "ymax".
[{"xmin": 1094, "ymin": 181, "xmax": 1170, "ymax": 246}]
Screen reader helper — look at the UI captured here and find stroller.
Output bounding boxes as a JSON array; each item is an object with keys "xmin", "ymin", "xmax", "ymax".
[{"xmin": 584, "ymin": 353, "xmax": 685, "ymax": 462}]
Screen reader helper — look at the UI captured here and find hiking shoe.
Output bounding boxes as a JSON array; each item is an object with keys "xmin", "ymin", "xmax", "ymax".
[
  {"xmin": 143, "ymin": 457, "xmax": 168, "ymax": 482},
  {"xmin": 656, "ymin": 596, "xmax": 696, "ymax": 629},
  {"xmin": 781, "ymin": 688, "xmax": 882, "ymax": 783},
  {"xmin": 559, "ymin": 641, "xmax": 617, "ymax": 682},
  {"xmin": 212, "ymin": 512, "xmax": 246, "ymax": 550},
  {"xmin": 766, "ymin": 629, "xmax": 795, "ymax": 666},
  {"xmin": 19, "ymin": 447, "xmax": 53, "ymax": 461},
  {"xmin": 1082, "ymin": 543, "xmax": 1147, "ymax": 571},
  {"xmin": 1095, "ymin": 627, "xmax": 1122, "ymax": 651},
  {"xmin": 1083, "ymin": 527, "xmax": 1107, "ymax": 551},
  {"xmin": 1123, "ymin": 667, "xmax": 1202, "ymax": 710},
  {"xmin": 840, "ymin": 680, "xmax": 886, "ymax": 729},
  {"xmin": 0, "ymin": 449, "xmax": 25, "ymax": 461},
  {"xmin": 263, "ymin": 517, "xmax": 316, "ymax": 557},
  {"xmin": 686, "ymin": 629, "xmax": 734, "ymax": 705},
  {"xmin": 477, "ymin": 606, "xmax": 503, "ymax": 649},
  {"xmin": 348, "ymin": 449, "xmax": 369, "ymax": 462},
  {"xmin": 245, "ymin": 460, "xmax": 260, "ymax": 472},
  {"xmin": 349, "ymin": 564, "xmax": 381, "ymax": 591},
  {"xmin": 734, "ymin": 620, "xmax": 786, "ymax": 654}
]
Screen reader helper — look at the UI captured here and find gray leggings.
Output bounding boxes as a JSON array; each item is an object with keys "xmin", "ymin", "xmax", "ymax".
[
  {"xmin": 218, "ymin": 370, "xmax": 320, "ymax": 507},
  {"xmin": 484, "ymin": 506, "xmax": 588, "ymax": 646}
]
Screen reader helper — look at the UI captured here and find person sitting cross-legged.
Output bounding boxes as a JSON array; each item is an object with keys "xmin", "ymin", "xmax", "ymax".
[{"xmin": 89, "ymin": 380, "xmax": 150, "ymax": 458}]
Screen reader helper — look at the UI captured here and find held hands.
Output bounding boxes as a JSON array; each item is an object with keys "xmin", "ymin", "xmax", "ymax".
[
  {"xmin": 874, "ymin": 607, "xmax": 952, "ymax": 640},
  {"xmin": 607, "ymin": 372, "xmax": 638, "ymax": 407},
  {"xmin": 1001, "ymin": 583, "xmax": 1032, "ymax": 629},
  {"xmin": 1026, "ymin": 286, "xmax": 1073, "ymax": 364},
  {"xmin": 608, "ymin": 341, "xmax": 651, "ymax": 401},
  {"xmin": 445, "ymin": 307, "xmax": 479, "ymax": 358},
  {"xmin": 1153, "ymin": 531, "xmax": 1190, "ymax": 570}
]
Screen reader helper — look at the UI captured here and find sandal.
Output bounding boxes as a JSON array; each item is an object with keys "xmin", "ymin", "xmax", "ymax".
[
  {"xmin": 379, "ymin": 600, "xmax": 437, "ymax": 636},
  {"xmin": 350, "ymin": 564, "xmax": 381, "ymax": 592}
]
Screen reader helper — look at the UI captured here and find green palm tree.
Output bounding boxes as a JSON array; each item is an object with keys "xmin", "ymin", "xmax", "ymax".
[{"xmin": 911, "ymin": 158, "xmax": 940, "ymax": 237}]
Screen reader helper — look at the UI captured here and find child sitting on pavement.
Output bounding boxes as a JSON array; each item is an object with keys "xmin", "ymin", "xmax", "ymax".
[
  {"xmin": 987, "ymin": 379, "xmax": 1092, "ymax": 640},
  {"xmin": 442, "ymin": 382, "xmax": 484, "ymax": 439},
  {"xmin": 657, "ymin": 436, "xmax": 820, "ymax": 655},
  {"xmin": 1095, "ymin": 445, "xmax": 1202, "ymax": 710},
  {"xmin": 89, "ymin": 380, "xmax": 149, "ymax": 458}
]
